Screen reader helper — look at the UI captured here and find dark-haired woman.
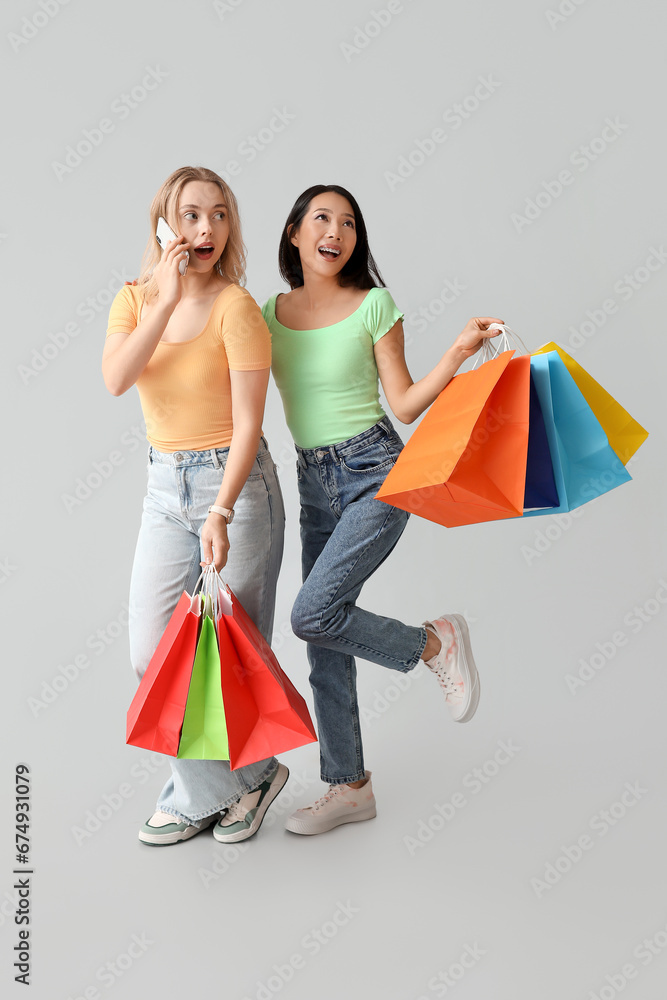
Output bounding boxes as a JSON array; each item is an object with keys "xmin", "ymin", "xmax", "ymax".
[{"xmin": 262, "ymin": 185, "xmax": 502, "ymax": 835}]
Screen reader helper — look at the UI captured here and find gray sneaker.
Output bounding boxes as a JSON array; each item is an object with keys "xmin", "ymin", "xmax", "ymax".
[
  {"xmin": 213, "ymin": 763, "xmax": 289, "ymax": 844},
  {"xmin": 138, "ymin": 811, "xmax": 217, "ymax": 846}
]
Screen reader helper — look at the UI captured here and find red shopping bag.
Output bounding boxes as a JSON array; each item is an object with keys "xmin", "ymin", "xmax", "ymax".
[
  {"xmin": 215, "ymin": 585, "xmax": 318, "ymax": 770},
  {"xmin": 126, "ymin": 592, "xmax": 201, "ymax": 756},
  {"xmin": 376, "ymin": 351, "xmax": 531, "ymax": 526}
]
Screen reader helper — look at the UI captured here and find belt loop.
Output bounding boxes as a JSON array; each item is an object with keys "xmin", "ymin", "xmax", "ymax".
[
  {"xmin": 296, "ymin": 447, "xmax": 307, "ymax": 470},
  {"xmin": 210, "ymin": 449, "xmax": 221, "ymax": 469}
]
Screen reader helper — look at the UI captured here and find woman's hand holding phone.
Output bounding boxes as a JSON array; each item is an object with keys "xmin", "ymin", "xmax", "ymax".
[
  {"xmin": 154, "ymin": 217, "xmax": 190, "ymax": 309},
  {"xmin": 154, "ymin": 235, "xmax": 190, "ymax": 309}
]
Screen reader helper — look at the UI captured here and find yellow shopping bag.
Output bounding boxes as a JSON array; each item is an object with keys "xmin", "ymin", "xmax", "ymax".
[{"xmin": 534, "ymin": 342, "xmax": 648, "ymax": 463}]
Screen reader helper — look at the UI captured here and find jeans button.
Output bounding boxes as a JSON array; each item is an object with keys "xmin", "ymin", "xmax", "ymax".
[
  {"xmin": 317, "ymin": 450, "xmax": 325, "ymax": 460},
  {"xmin": 174, "ymin": 453, "xmax": 183, "ymax": 461}
]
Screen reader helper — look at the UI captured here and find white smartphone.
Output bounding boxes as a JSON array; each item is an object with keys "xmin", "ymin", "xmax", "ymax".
[{"xmin": 156, "ymin": 216, "xmax": 189, "ymax": 275}]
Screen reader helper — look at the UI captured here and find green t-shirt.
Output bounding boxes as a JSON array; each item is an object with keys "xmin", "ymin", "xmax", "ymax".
[{"xmin": 262, "ymin": 287, "xmax": 403, "ymax": 449}]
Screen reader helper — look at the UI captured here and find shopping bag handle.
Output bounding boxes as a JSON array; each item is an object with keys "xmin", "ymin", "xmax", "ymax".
[
  {"xmin": 470, "ymin": 323, "xmax": 529, "ymax": 369},
  {"xmin": 199, "ymin": 563, "xmax": 233, "ymax": 619},
  {"xmin": 486, "ymin": 323, "xmax": 529, "ymax": 355},
  {"xmin": 187, "ymin": 564, "xmax": 224, "ymax": 617},
  {"xmin": 188, "ymin": 571, "xmax": 205, "ymax": 616}
]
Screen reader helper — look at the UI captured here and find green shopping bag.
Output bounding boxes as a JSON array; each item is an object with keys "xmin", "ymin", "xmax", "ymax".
[{"xmin": 177, "ymin": 601, "xmax": 229, "ymax": 760}]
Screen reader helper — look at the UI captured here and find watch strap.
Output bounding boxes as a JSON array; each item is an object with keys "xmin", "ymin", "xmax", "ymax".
[{"xmin": 208, "ymin": 505, "xmax": 234, "ymax": 523}]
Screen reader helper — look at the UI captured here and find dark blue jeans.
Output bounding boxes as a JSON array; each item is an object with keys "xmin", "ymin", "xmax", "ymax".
[{"xmin": 291, "ymin": 417, "xmax": 427, "ymax": 784}]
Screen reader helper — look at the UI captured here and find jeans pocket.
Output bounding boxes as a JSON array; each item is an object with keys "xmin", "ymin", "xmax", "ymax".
[{"xmin": 340, "ymin": 440, "xmax": 395, "ymax": 474}]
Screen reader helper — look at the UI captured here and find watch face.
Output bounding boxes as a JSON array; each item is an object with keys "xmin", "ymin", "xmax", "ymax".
[{"xmin": 226, "ymin": 510, "xmax": 234, "ymax": 524}]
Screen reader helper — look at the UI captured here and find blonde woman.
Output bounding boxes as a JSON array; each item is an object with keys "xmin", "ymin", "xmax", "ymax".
[{"xmin": 103, "ymin": 166, "xmax": 287, "ymax": 846}]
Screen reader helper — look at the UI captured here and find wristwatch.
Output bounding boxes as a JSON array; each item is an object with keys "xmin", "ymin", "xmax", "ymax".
[{"xmin": 208, "ymin": 505, "xmax": 235, "ymax": 524}]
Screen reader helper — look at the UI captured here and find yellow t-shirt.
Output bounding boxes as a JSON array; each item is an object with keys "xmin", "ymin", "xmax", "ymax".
[{"xmin": 107, "ymin": 283, "xmax": 271, "ymax": 451}]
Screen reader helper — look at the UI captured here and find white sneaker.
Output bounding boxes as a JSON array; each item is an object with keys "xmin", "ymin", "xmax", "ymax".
[
  {"xmin": 285, "ymin": 772, "xmax": 377, "ymax": 835},
  {"xmin": 212, "ymin": 763, "xmax": 289, "ymax": 843},
  {"xmin": 424, "ymin": 613, "xmax": 480, "ymax": 722},
  {"xmin": 138, "ymin": 811, "xmax": 216, "ymax": 846}
]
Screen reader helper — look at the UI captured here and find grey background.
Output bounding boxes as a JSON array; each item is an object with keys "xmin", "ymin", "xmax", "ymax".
[{"xmin": 2, "ymin": 1, "xmax": 666, "ymax": 997}]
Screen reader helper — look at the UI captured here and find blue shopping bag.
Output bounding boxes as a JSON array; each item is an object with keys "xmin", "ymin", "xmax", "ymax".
[
  {"xmin": 524, "ymin": 352, "xmax": 631, "ymax": 516},
  {"xmin": 524, "ymin": 367, "xmax": 559, "ymax": 511}
]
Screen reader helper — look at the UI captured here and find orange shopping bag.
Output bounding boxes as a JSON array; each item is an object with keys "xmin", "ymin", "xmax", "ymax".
[{"xmin": 376, "ymin": 350, "xmax": 531, "ymax": 526}]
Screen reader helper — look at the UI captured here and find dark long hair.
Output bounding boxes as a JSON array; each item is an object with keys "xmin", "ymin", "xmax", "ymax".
[{"xmin": 278, "ymin": 184, "xmax": 385, "ymax": 290}]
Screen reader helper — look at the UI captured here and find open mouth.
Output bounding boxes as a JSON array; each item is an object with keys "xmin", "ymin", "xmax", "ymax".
[
  {"xmin": 318, "ymin": 245, "xmax": 341, "ymax": 261},
  {"xmin": 194, "ymin": 244, "xmax": 214, "ymax": 259}
]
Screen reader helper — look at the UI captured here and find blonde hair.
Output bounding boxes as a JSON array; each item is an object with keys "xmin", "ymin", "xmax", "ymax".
[{"xmin": 138, "ymin": 166, "xmax": 247, "ymax": 300}]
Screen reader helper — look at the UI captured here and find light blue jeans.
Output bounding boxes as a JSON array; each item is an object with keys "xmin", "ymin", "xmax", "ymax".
[
  {"xmin": 290, "ymin": 417, "xmax": 428, "ymax": 785},
  {"xmin": 128, "ymin": 438, "xmax": 285, "ymax": 825}
]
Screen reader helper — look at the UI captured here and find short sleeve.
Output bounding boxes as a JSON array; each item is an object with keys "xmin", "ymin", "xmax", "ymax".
[
  {"xmin": 106, "ymin": 284, "xmax": 141, "ymax": 337},
  {"xmin": 220, "ymin": 288, "xmax": 271, "ymax": 370},
  {"xmin": 363, "ymin": 288, "xmax": 404, "ymax": 345},
  {"xmin": 260, "ymin": 295, "xmax": 277, "ymax": 327}
]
